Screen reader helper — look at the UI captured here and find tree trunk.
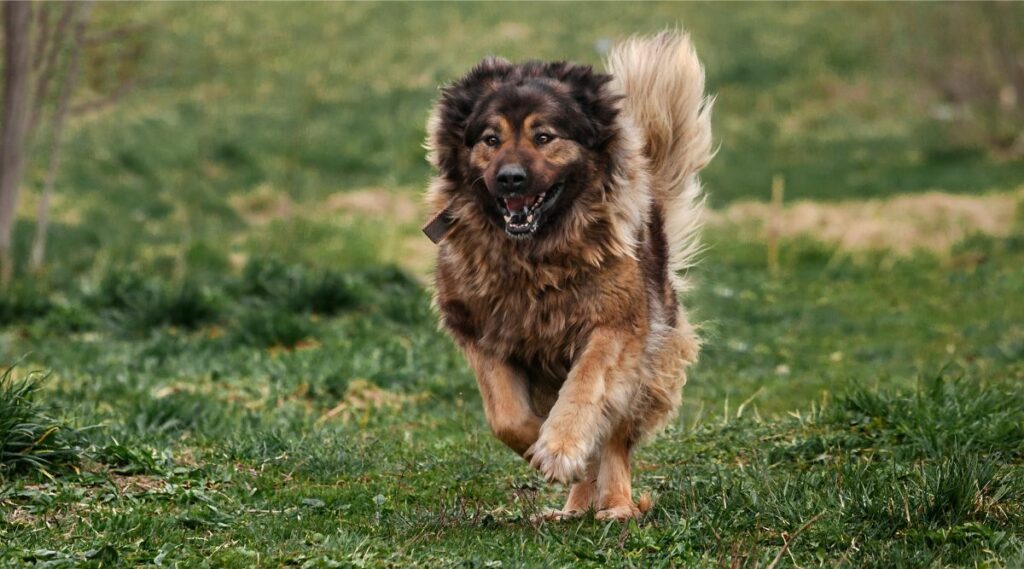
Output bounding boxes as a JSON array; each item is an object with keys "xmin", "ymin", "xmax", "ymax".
[
  {"xmin": 30, "ymin": 2, "xmax": 92, "ymax": 273},
  {"xmin": 0, "ymin": 1, "xmax": 33, "ymax": 287}
]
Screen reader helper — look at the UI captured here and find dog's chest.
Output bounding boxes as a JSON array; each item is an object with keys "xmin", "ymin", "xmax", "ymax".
[
  {"xmin": 435, "ymin": 238, "xmax": 642, "ymax": 368},
  {"xmin": 476, "ymin": 283, "xmax": 585, "ymax": 360}
]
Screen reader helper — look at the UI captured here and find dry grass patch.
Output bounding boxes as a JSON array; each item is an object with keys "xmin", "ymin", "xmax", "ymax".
[
  {"xmin": 233, "ymin": 186, "xmax": 1023, "ymax": 277},
  {"xmin": 317, "ymin": 379, "xmax": 426, "ymax": 426},
  {"xmin": 713, "ymin": 189, "xmax": 1024, "ymax": 254},
  {"xmin": 107, "ymin": 473, "xmax": 168, "ymax": 495},
  {"xmin": 229, "ymin": 183, "xmax": 294, "ymax": 226},
  {"xmin": 322, "ymin": 188, "xmax": 420, "ymax": 224}
]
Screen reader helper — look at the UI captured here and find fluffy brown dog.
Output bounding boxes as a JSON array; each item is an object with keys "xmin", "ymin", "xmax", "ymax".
[{"xmin": 423, "ymin": 32, "xmax": 713, "ymax": 521}]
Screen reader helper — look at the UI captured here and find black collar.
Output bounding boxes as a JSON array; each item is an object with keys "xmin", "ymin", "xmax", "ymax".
[{"xmin": 422, "ymin": 207, "xmax": 454, "ymax": 244}]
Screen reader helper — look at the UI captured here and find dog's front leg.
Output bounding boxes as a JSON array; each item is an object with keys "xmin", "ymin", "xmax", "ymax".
[
  {"xmin": 464, "ymin": 345, "xmax": 543, "ymax": 456},
  {"xmin": 526, "ymin": 328, "xmax": 641, "ymax": 484}
]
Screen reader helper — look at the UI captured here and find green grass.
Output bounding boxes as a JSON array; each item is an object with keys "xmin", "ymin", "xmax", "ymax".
[
  {"xmin": 3, "ymin": 2, "xmax": 1024, "ymax": 566},
  {"xmin": 0, "ymin": 366, "xmax": 87, "ymax": 479},
  {"xmin": 2, "ymin": 234, "xmax": 1024, "ymax": 566}
]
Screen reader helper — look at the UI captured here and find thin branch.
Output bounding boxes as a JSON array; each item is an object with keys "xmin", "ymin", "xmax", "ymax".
[
  {"xmin": 985, "ymin": 4, "xmax": 1024, "ymax": 113},
  {"xmin": 83, "ymin": 21, "xmax": 151, "ymax": 46},
  {"xmin": 765, "ymin": 511, "xmax": 825, "ymax": 569},
  {"xmin": 31, "ymin": 3, "xmax": 52, "ymax": 70},
  {"xmin": 28, "ymin": 2, "xmax": 76, "ymax": 138},
  {"xmin": 69, "ymin": 78, "xmax": 135, "ymax": 117}
]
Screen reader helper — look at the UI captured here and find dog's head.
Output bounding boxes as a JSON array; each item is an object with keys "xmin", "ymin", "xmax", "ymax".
[{"xmin": 431, "ymin": 58, "xmax": 621, "ymax": 239}]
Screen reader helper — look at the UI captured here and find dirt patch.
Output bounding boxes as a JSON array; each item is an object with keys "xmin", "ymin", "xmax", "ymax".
[
  {"xmin": 712, "ymin": 189, "xmax": 1023, "ymax": 254},
  {"xmin": 4, "ymin": 506, "xmax": 38, "ymax": 526},
  {"xmin": 497, "ymin": 21, "xmax": 531, "ymax": 41},
  {"xmin": 323, "ymin": 188, "xmax": 420, "ymax": 224},
  {"xmin": 230, "ymin": 183, "xmax": 294, "ymax": 226},
  {"xmin": 324, "ymin": 187, "xmax": 434, "ymax": 277},
  {"xmin": 108, "ymin": 473, "xmax": 167, "ymax": 494},
  {"xmin": 317, "ymin": 379, "xmax": 427, "ymax": 426}
]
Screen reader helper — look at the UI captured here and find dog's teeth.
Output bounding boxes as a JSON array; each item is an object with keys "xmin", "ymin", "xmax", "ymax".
[
  {"xmin": 503, "ymin": 214, "xmax": 511, "ymax": 223},
  {"xmin": 527, "ymin": 214, "xmax": 534, "ymax": 223}
]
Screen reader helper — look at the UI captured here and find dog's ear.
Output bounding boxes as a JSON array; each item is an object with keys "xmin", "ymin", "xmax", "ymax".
[
  {"xmin": 431, "ymin": 57, "xmax": 514, "ymax": 181},
  {"xmin": 548, "ymin": 63, "xmax": 620, "ymax": 150}
]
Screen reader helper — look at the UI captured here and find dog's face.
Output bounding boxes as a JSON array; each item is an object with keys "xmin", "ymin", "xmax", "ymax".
[
  {"xmin": 432, "ymin": 59, "xmax": 620, "ymax": 239},
  {"xmin": 467, "ymin": 103, "xmax": 581, "ymax": 237}
]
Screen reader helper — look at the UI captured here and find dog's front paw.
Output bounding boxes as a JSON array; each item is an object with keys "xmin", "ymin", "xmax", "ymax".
[
  {"xmin": 525, "ymin": 435, "xmax": 589, "ymax": 485},
  {"xmin": 531, "ymin": 508, "xmax": 588, "ymax": 523}
]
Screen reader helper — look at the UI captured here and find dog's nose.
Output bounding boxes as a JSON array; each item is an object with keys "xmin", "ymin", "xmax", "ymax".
[{"xmin": 496, "ymin": 164, "xmax": 528, "ymax": 194}]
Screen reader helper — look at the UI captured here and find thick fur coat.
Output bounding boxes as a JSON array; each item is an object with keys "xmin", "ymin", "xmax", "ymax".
[{"xmin": 424, "ymin": 32, "xmax": 713, "ymax": 520}]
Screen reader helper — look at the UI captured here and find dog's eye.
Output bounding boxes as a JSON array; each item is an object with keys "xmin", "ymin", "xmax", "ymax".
[
  {"xmin": 483, "ymin": 135, "xmax": 500, "ymax": 147},
  {"xmin": 535, "ymin": 133, "xmax": 555, "ymax": 145}
]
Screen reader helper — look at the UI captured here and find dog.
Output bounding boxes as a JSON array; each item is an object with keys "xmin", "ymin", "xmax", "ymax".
[{"xmin": 422, "ymin": 31, "xmax": 713, "ymax": 521}]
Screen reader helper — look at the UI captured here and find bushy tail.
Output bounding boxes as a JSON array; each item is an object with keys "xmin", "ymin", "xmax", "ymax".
[
  {"xmin": 637, "ymin": 492, "xmax": 655, "ymax": 515},
  {"xmin": 606, "ymin": 31, "xmax": 714, "ymax": 277}
]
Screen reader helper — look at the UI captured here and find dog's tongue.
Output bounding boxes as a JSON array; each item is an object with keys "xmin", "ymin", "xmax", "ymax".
[{"xmin": 505, "ymin": 196, "xmax": 534, "ymax": 212}]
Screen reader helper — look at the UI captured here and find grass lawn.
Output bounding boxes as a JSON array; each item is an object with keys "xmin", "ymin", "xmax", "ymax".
[
  {"xmin": 3, "ymin": 2, "xmax": 1024, "ymax": 567},
  {"xmin": 3, "ymin": 233, "xmax": 1023, "ymax": 566}
]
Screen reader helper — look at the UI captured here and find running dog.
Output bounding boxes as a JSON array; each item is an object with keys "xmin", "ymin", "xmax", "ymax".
[{"xmin": 423, "ymin": 31, "xmax": 713, "ymax": 520}]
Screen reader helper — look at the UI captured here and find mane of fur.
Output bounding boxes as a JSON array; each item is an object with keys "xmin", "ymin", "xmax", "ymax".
[
  {"xmin": 423, "ymin": 118, "xmax": 648, "ymax": 294},
  {"xmin": 605, "ymin": 31, "xmax": 715, "ymax": 285}
]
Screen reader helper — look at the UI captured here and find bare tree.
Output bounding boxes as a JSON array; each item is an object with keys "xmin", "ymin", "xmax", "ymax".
[
  {"xmin": 29, "ymin": 2, "xmax": 92, "ymax": 273},
  {"xmin": 0, "ymin": 1, "xmax": 34, "ymax": 286},
  {"xmin": 900, "ymin": 4, "xmax": 1024, "ymax": 157},
  {"xmin": 0, "ymin": 1, "xmax": 143, "ymax": 286}
]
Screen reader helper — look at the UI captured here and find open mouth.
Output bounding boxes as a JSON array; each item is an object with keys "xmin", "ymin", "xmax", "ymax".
[{"xmin": 498, "ymin": 182, "xmax": 565, "ymax": 237}]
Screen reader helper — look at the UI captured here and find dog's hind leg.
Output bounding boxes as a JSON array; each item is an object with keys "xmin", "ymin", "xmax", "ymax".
[
  {"xmin": 464, "ymin": 345, "xmax": 542, "ymax": 456},
  {"xmin": 594, "ymin": 426, "xmax": 641, "ymax": 521},
  {"xmin": 563, "ymin": 475, "xmax": 597, "ymax": 514},
  {"xmin": 535, "ymin": 462, "xmax": 598, "ymax": 521}
]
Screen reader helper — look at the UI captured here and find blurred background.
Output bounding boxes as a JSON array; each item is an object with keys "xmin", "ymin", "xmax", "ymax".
[
  {"xmin": 2, "ymin": 0, "xmax": 1024, "ymax": 411},
  {"xmin": 1, "ymin": 2, "xmax": 1022, "ymax": 284},
  {"xmin": 2, "ymin": 3, "xmax": 1023, "ymax": 564},
  {"xmin": 1, "ymin": 0, "xmax": 1022, "ymax": 411}
]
